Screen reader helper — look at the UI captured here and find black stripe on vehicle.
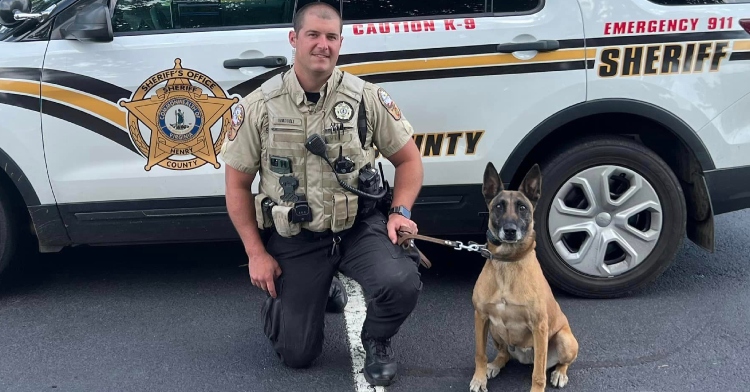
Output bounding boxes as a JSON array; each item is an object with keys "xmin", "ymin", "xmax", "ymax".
[
  {"xmin": 730, "ymin": 51, "xmax": 750, "ymax": 61},
  {"xmin": 0, "ymin": 91, "xmax": 39, "ymax": 111},
  {"xmin": 226, "ymin": 39, "xmax": 587, "ymax": 94},
  {"xmin": 586, "ymin": 30, "xmax": 749, "ymax": 48},
  {"xmin": 0, "ymin": 67, "xmax": 41, "ymax": 82},
  {"xmin": 41, "ymin": 99, "xmax": 139, "ymax": 155},
  {"xmin": 338, "ymin": 39, "xmax": 586, "ymax": 65},
  {"xmin": 227, "ymin": 66, "xmax": 289, "ymax": 99},
  {"xmin": 42, "ymin": 69, "xmax": 133, "ymax": 104},
  {"xmin": 358, "ymin": 60, "xmax": 589, "ymax": 84},
  {"xmin": 338, "ymin": 44, "xmax": 497, "ymax": 65}
]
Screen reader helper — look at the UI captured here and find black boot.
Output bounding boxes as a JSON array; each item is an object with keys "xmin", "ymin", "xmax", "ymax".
[
  {"xmin": 361, "ymin": 329, "xmax": 397, "ymax": 386},
  {"xmin": 326, "ymin": 276, "xmax": 348, "ymax": 313}
]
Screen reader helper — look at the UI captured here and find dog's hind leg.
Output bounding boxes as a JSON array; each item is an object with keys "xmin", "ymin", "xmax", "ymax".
[
  {"xmin": 549, "ymin": 325, "xmax": 579, "ymax": 388},
  {"xmin": 487, "ymin": 332, "xmax": 510, "ymax": 379}
]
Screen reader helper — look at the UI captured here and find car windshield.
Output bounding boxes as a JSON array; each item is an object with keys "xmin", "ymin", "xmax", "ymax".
[{"xmin": 0, "ymin": 0, "xmax": 68, "ymax": 40}]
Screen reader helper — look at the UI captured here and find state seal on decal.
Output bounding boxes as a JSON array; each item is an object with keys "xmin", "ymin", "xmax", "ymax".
[
  {"xmin": 118, "ymin": 58, "xmax": 239, "ymax": 171},
  {"xmin": 228, "ymin": 103, "xmax": 245, "ymax": 141},
  {"xmin": 377, "ymin": 88, "xmax": 401, "ymax": 121},
  {"xmin": 333, "ymin": 101, "xmax": 353, "ymax": 122}
]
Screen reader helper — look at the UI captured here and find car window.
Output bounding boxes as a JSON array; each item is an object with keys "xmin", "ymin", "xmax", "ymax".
[
  {"xmin": 111, "ymin": 0, "xmax": 294, "ymax": 33},
  {"xmin": 648, "ymin": 0, "xmax": 750, "ymax": 4},
  {"xmin": 341, "ymin": 0, "xmax": 487, "ymax": 21},
  {"xmin": 493, "ymin": 0, "xmax": 541, "ymax": 13},
  {"xmin": 295, "ymin": 0, "xmax": 340, "ymax": 12},
  {"xmin": 0, "ymin": 0, "xmax": 69, "ymax": 40}
]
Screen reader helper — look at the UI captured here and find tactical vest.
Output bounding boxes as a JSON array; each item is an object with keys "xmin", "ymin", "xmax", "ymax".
[{"xmin": 254, "ymin": 71, "xmax": 376, "ymax": 237}]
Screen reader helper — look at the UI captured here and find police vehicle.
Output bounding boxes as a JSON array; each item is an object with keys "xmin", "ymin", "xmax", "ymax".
[{"xmin": 1, "ymin": 0, "xmax": 749, "ymax": 298}]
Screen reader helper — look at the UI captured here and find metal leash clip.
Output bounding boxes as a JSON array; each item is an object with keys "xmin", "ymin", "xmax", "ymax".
[{"xmin": 453, "ymin": 241, "xmax": 493, "ymax": 259}]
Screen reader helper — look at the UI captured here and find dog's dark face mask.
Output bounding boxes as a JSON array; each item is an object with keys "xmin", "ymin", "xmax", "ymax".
[{"xmin": 482, "ymin": 162, "xmax": 542, "ymax": 247}]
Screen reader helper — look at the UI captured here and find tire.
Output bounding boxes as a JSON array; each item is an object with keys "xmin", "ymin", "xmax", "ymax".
[
  {"xmin": 533, "ymin": 135, "xmax": 686, "ymax": 298},
  {"xmin": 0, "ymin": 188, "xmax": 23, "ymax": 283}
]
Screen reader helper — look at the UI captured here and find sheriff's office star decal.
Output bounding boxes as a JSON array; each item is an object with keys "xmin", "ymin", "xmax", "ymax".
[
  {"xmin": 377, "ymin": 88, "xmax": 401, "ymax": 121},
  {"xmin": 119, "ymin": 58, "xmax": 238, "ymax": 171}
]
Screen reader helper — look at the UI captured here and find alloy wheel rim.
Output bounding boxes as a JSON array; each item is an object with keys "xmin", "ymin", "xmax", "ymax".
[{"xmin": 547, "ymin": 165, "xmax": 663, "ymax": 278}]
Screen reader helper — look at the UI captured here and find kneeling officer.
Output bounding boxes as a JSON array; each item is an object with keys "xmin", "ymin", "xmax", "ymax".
[{"xmin": 221, "ymin": 2, "xmax": 424, "ymax": 386}]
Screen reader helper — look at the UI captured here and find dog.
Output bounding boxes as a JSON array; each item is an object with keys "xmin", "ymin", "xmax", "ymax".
[{"xmin": 469, "ymin": 162, "xmax": 579, "ymax": 392}]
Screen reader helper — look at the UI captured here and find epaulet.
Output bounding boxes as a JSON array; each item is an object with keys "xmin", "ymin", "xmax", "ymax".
[
  {"xmin": 259, "ymin": 71, "xmax": 287, "ymax": 101},
  {"xmin": 340, "ymin": 71, "xmax": 366, "ymax": 101}
]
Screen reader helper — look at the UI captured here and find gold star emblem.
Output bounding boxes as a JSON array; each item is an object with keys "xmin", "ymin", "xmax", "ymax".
[{"xmin": 119, "ymin": 59, "xmax": 238, "ymax": 171}]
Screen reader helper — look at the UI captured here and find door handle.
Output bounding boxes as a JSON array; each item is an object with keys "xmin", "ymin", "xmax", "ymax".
[
  {"xmin": 223, "ymin": 56, "xmax": 287, "ymax": 69},
  {"xmin": 496, "ymin": 40, "xmax": 559, "ymax": 53}
]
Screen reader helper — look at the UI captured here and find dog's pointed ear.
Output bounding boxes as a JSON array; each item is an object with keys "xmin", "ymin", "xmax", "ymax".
[
  {"xmin": 482, "ymin": 162, "xmax": 504, "ymax": 206},
  {"xmin": 519, "ymin": 164, "xmax": 542, "ymax": 206}
]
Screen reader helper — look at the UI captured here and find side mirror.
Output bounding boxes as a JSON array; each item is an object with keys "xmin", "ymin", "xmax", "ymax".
[
  {"xmin": 60, "ymin": 2, "xmax": 113, "ymax": 42},
  {"xmin": 0, "ymin": 0, "xmax": 31, "ymax": 28}
]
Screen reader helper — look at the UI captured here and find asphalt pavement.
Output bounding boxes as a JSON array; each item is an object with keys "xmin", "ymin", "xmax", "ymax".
[{"xmin": 1, "ymin": 209, "xmax": 750, "ymax": 392}]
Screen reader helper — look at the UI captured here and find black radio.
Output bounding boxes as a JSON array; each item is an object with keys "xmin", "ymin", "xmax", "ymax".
[
  {"xmin": 304, "ymin": 133, "xmax": 387, "ymax": 200},
  {"xmin": 358, "ymin": 162, "xmax": 389, "ymax": 217},
  {"xmin": 261, "ymin": 197, "xmax": 276, "ymax": 225},
  {"xmin": 289, "ymin": 197, "xmax": 313, "ymax": 223}
]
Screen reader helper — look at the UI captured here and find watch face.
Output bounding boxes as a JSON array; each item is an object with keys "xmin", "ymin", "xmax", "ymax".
[{"xmin": 391, "ymin": 206, "xmax": 410, "ymax": 219}]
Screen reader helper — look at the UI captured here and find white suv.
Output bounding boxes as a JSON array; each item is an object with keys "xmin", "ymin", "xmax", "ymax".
[{"xmin": 1, "ymin": 0, "xmax": 749, "ymax": 298}]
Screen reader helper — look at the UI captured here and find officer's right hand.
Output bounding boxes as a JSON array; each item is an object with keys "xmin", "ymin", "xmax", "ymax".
[{"xmin": 249, "ymin": 252, "xmax": 282, "ymax": 298}]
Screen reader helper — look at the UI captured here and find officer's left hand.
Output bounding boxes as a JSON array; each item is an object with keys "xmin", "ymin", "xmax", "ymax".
[{"xmin": 387, "ymin": 213, "xmax": 418, "ymax": 244}]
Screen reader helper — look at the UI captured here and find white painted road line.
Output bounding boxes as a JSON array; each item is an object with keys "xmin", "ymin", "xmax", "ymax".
[{"xmin": 339, "ymin": 273, "xmax": 386, "ymax": 392}]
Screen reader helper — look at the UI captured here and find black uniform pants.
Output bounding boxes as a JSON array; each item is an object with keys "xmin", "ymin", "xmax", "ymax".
[{"xmin": 260, "ymin": 211, "xmax": 423, "ymax": 368}]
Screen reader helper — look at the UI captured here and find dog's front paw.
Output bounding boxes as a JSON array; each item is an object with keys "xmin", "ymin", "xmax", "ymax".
[
  {"xmin": 487, "ymin": 362, "xmax": 502, "ymax": 379},
  {"xmin": 550, "ymin": 369, "xmax": 569, "ymax": 388},
  {"xmin": 469, "ymin": 376, "xmax": 488, "ymax": 392}
]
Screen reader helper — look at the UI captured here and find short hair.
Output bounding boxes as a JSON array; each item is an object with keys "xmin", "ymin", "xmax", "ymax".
[{"xmin": 293, "ymin": 2, "xmax": 342, "ymax": 33}]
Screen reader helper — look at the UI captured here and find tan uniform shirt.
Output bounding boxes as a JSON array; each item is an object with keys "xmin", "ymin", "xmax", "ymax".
[{"xmin": 221, "ymin": 67, "xmax": 415, "ymax": 175}]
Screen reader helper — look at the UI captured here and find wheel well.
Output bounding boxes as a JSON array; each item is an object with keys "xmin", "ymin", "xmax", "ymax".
[
  {"xmin": 509, "ymin": 112, "xmax": 715, "ymax": 252},
  {"xmin": 0, "ymin": 167, "xmax": 34, "ymax": 240}
]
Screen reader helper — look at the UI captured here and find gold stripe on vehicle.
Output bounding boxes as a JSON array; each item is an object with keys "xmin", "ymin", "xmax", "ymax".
[
  {"xmin": 341, "ymin": 48, "xmax": 595, "ymax": 76},
  {"xmin": 0, "ymin": 79, "xmax": 40, "ymax": 95},
  {"xmin": 41, "ymin": 83, "xmax": 126, "ymax": 128},
  {"xmin": 733, "ymin": 40, "xmax": 750, "ymax": 51}
]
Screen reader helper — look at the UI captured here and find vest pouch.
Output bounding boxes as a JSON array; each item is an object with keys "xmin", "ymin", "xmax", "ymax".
[
  {"xmin": 331, "ymin": 192, "xmax": 359, "ymax": 233},
  {"xmin": 254, "ymin": 193, "xmax": 274, "ymax": 229},
  {"xmin": 271, "ymin": 205, "xmax": 301, "ymax": 238}
]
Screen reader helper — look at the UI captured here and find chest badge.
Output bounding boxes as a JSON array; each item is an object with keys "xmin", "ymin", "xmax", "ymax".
[
  {"xmin": 333, "ymin": 101, "xmax": 354, "ymax": 122},
  {"xmin": 118, "ymin": 58, "xmax": 239, "ymax": 171}
]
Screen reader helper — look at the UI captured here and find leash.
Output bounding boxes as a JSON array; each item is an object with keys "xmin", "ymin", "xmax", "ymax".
[{"xmin": 396, "ymin": 231, "xmax": 494, "ymax": 269}]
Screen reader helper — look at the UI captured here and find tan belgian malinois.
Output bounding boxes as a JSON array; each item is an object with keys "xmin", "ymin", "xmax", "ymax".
[{"xmin": 469, "ymin": 162, "xmax": 579, "ymax": 392}]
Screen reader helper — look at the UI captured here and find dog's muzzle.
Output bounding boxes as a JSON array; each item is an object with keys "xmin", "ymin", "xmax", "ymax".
[
  {"xmin": 500, "ymin": 229, "xmax": 518, "ymax": 242},
  {"xmin": 492, "ymin": 224, "xmax": 522, "ymax": 244}
]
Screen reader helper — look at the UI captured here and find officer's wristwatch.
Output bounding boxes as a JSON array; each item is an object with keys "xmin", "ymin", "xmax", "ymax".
[{"xmin": 388, "ymin": 205, "xmax": 411, "ymax": 220}]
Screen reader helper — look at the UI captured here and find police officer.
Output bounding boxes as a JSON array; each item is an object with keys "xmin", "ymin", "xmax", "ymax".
[{"xmin": 221, "ymin": 2, "xmax": 424, "ymax": 387}]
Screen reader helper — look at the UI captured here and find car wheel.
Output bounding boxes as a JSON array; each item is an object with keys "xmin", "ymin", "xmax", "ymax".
[
  {"xmin": 0, "ymin": 188, "xmax": 23, "ymax": 283},
  {"xmin": 534, "ymin": 135, "xmax": 686, "ymax": 298}
]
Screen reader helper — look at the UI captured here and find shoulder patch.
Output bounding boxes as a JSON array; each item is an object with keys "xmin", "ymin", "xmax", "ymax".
[
  {"xmin": 229, "ymin": 103, "xmax": 245, "ymax": 141},
  {"xmin": 377, "ymin": 88, "xmax": 401, "ymax": 121}
]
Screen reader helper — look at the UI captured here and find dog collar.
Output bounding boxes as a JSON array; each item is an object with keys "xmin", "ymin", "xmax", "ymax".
[{"xmin": 486, "ymin": 229, "xmax": 503, "ymax": 246}]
